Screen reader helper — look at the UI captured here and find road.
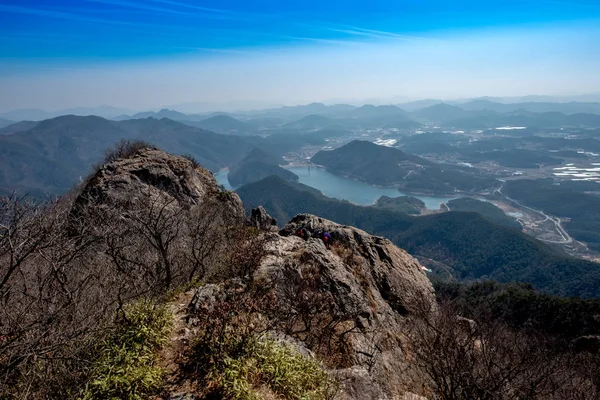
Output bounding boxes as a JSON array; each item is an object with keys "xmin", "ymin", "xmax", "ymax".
[{"xmin": 495, "ymin": 184, "xmax": 573, "ymax": 244}]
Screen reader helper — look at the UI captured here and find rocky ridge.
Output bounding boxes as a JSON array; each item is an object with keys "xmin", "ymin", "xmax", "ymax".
[
  {"xmin": 71, "ymin": 147, "xmax": 435, "ymax": 398},
  {"xmin": 187, "ymin": 213, "xmax": 434, "ymax": 399}
]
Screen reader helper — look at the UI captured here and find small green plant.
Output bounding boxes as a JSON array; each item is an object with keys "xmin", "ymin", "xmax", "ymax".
[
  {"xmin": 210, "ymin": 338, "xmax": 335, "ymax": 400},
  {"xmin": 190, "ymin": 292, "xmax": 336, "ymax": 400},
  {"xmin": 79, "ymin": 299, "xmax": 173, "ymax": 400}
]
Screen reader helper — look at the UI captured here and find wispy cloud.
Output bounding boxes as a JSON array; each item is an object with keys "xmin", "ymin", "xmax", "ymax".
[
  {"xmin": 83, "ymin": 0, "xmax": 193, "ymax": 16},
  {"xmin": 145, "ymin": 0, "xmax": 232, "ymax": 14},
  {"xmin": 0, "ymin": 4, "xmax": 188, "ymax": 30},
  {"xmin": 338, "ymin": 26, "xmax": 429, "ymax": 41},
  {"xmin": 84, "ymin": 0, "xmax": 248, "ymax": 20},
  {"xmin": 294, "ymin": 20, "xmax": 429, "ymax": 42}
]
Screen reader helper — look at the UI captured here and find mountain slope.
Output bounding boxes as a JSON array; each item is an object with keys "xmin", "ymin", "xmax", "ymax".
[
  {"xmin": 186, "ymin": 115, "xmax": 255, "ymax": 134},
  {"xmin": 0, "ymin": 118, "xmax": 14, "ymax": 128},
  {"xmin": 227, "ymin": 148, "xmax": 298, "ymax": 187},
  {"xmin": 237, "ymin": 176, "xmax": 600, "ymax": 298},
  {"xmin": 283, "ymin": 114, "xmax": 333, "ymax": 129},
  {"xmin": 0, "ymin": 116, "xmax": 263, "ymax": 196},
  {"xmin": 0, "ymin": 120, "xmax": 38, "ymax": 135},
  {"xmin": 413, "ymin": 103, "xmax": 470, "ymax": 123},
  {"xmin": 446, "ymin": 198, "xmax": 521, "ymax": 230}
]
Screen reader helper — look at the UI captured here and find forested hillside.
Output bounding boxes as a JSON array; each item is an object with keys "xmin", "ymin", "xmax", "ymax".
[{"xmin": 504, "ymin": 179, "xmax": 600, "ymax": 251}]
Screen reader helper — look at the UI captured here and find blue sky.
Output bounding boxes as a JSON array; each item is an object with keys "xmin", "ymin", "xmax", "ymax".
[{"xmin": 1, "ymin": 0, "xmax": 599, "ymax": 111}]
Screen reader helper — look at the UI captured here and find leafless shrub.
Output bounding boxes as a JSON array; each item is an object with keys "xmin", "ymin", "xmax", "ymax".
[
  {"xmin": 407, "ymin": 298, "xmax": 599, "ymax": 400},
  {"xmin": 0, "ymin": 184, "xmax": 256, "ymax": 398},
  {"xmin": 262, "ymin": 259, "xmax": 363, "ymax": 368},
  {"xmin": 181, "ymin": 154, "xmax": 202, "ymax": 169},
  {"xmin": 102, "ymin": 139, "xmax": 155, "ymax": 165}
]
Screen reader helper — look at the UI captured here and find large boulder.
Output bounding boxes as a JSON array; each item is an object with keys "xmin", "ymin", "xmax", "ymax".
[
  {"xmin": 247, "ymin": 206, "xmax": 278, "ymax": 232},
  {"xmin": 250, "ymin": 214, "xmax": 435, "ymax": 399},
  {"xmin": 71, "ymin": 147, "xmax": 245, "ymax": 218}
]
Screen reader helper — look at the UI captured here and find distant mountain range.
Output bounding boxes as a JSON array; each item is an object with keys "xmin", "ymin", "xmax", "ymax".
[
  {"xmin": 183, "ymin": 115, "xmax": 257, "ymax": 134},
  {"xmin": 4, "ymin": 99, "xmax": 600, "ymax": 130},
  {"xmin": 0, "ymin": 116, "xmax": 272, "ymax": 196},
  {"xmin": 0, "ymin": 106, "xmax": 132, "ymax": 121}
]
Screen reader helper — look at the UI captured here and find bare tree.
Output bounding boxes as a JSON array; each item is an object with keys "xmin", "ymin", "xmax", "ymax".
[{"xmin": 407, "ymin": 299, "xmax": 592, "ymax": 400}]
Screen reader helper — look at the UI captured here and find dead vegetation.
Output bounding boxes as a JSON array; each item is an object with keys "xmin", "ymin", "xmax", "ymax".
[
  {"xmin": 406, "ymin": 298, "xmax": 600, "ymax": 399},
  {"xmin": 0, "ymin": 177, "xmax": 262, "ymax": 398}
]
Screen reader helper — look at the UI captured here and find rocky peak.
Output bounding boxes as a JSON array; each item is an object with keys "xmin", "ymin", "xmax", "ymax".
[
  {"xmin": 189, "ymin": 213, "xmax": 435, "ymax": 399},
  {"xmin": 278, "ymin": 214, "xmax": 434, "ymax": 316},
  {"xmin": 72, "ymin": 147, "xmax": 244, "ymax": 216}
]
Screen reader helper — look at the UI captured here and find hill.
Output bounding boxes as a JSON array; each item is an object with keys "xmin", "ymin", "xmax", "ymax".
[
  {"xmin": 311, "ymin": 140, "xmax": 497, "ymax": 194},
  {"xmin": 228, "ymin": 148, "xmax": 298, "ymax": 187},
  {"xmin": 0, "ymin": 115, "xmax": 265, "ymax": 196},
  {"xmin": 1, "ymin": 106, "xmax": 131, "ymax": 120},
  {"xmin": 237, "ymin": 175, "xmax": 600, "ymax": 298},
  {"xmin": 283, "ymin": 114, "xmax": 333, "ymax": 129},
  {"xmin": 119, "ymin": 108, "xmax": 194, "ymax": 121},
  {"xmin": 373, "ymin": 195, "xmax": 425, "ymax": 215},
  {"xmin": 0, "ymin": 118, "xmax": 14, "ymax": 128},
  {"xmin": 186, "ymin": 114, "xmax": 255, "ymax": 134},
  {"xmin": 0, "ymin": 120, "xmax": 38, "ymax": 135},
  {"xmin": 350, "ymin": 104, "xmax": 408, "ymax": 118},
  {"xmin": 413, "ymin": 103, "xmax": 470, "ymax": 123},
  {"xmin": 446, "ymin": 197, "xmax": 521, "ymax": 230}
]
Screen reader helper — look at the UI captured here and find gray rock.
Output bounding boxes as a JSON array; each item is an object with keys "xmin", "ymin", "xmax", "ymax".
[
  {"xmin": 248, "ymin": 206, "xmax": 278, "ymax": 231},
  {"xmin": 185, "ymin": 213, "xmax": 435, "ymax": 399},
  {"xmin": 256, "ymin": 214, "xmax": 436, "ymax": 398},
  {"xmin": 187, "ymin": 283, "xmax": 225, "ymax": 315},
  {"xmin": 72, "ymin": 147, "xmax": 245, "ymax": 218},
  {"xmin": 333, "ymin": 367, "xmax": 389, "ymax": 400}
]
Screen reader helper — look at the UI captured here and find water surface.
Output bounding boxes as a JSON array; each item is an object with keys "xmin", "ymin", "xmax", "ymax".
[
  {"xmin": 287, "ymin": 167, "xmax": 456, "ymax": 210},
  {"xmin": 215, "ymin": 167, "xmax": 456, "ymax": 210}
]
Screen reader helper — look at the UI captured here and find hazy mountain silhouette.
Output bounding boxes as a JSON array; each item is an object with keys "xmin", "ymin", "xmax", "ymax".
[
  {"xmin": 186, "ymin": 115, "xmax": 255, "ymax": 134},
  {"xmin": 0, "ymin": 116, "xmax": 265, "ymax": 196},
  {"xmin": 0, "ymin": 118, "xmax": 14, "ymax": 128}
]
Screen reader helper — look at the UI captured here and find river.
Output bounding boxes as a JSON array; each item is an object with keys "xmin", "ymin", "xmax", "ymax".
[{"xmin": 214, "ymin": 167, "xmax": 457, "ymax": 210}]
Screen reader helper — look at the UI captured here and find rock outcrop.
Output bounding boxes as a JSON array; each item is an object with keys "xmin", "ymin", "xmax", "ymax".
[
  {"xmin": 189, "ymin": 213, "xmax": 435, "ymax": 399},
  {"xmin": 263, "ymin": 214, "xmax": 435, "ymax": 399},
  {"xmin": 247, "ymin": 206, "xmax": 278, "ymax": 232},
  {"xmin": 71, "ymin": 146, "xmax": 244, "ymax": 217},
  {"xmin": 78, "ymin": 147, "xmax": 436, "ymax": 398}
]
